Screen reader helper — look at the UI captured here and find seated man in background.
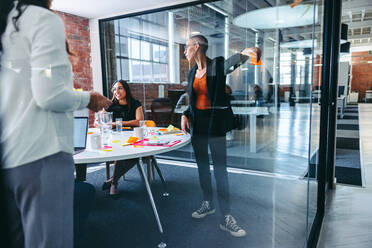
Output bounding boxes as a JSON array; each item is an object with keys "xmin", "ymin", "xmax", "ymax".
[{"xmin": 176, "ymin": 81, "xmax": 189, "ymax": 109}]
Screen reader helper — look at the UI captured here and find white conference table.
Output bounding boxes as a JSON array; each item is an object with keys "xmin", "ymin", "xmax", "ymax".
[
  {"xmin": 230, "ymin": 99, "xmax": 256, "ymax": 106},
  {"xmin": 232, "ymin": 107, "xmax": 269, "ymax": 152},
  {"xmin": 174, "ymin": 106, "xmax": 270, "ymax": 153},
  {"xmin": 74, "ymin": 128, "xmax": 191, "ymax": 248}
]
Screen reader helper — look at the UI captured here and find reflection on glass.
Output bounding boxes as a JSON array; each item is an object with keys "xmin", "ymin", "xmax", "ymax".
[{"xmin": 99, "ymin": 0, "xmax": 322, "ymax": 246}]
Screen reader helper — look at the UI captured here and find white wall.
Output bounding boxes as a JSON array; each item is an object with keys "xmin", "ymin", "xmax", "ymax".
[{"xmin": 89, "ymin": 19, "xmax": 103, "ymax": 94}]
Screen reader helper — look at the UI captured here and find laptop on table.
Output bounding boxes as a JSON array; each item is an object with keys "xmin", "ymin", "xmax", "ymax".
[{"xmin": 73, "ymin": 117, "xmax": 88, "ymax": 155}]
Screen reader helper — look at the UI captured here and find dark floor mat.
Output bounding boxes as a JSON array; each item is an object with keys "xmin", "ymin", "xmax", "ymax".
[
  {"xmin": 339, "ymin": 115, "xmax": 358, "ymax": 120},
  {"xmin": 335, "ymin": 167, "xmax": 362, "ymax": 186},
  {"xmin": 337, "ymin": 124, "xmax": 359, "ymax": 130},
  {"xmin": 336, "ymin": 137, "xmax": 359, "ymax": 150}
]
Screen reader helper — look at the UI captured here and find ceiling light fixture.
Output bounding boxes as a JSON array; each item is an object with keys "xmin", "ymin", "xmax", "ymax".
[{"xmin": 233, "ymin": 4, "xmax": 317, "ymax": 30}]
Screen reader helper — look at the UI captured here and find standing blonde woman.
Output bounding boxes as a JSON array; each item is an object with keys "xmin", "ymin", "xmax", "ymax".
[
  {"xmin": 0, "ymin": 0, "xmax": 111, "ymax": 247},
  {"xmin": 182, "ymin": 34, "xmax": 260, "ymax": 237}
]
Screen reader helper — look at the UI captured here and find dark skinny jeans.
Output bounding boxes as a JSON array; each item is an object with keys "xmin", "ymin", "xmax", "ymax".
[{"xmin": 191, "ymin": 109, "xmax": 230, "ymax": 216}]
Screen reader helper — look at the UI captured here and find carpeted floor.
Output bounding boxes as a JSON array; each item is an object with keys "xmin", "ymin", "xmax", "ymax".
[
  {"xmin": 335, "ymin": 105, "xmax": 362, "ymax": 186},
  {"xmin": 76, "ymin": 163, "xmax": 312, "ymax": 248}
]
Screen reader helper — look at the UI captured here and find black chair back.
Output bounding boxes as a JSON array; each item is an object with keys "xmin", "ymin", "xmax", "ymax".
[{"xmin": 151, "ymin": 98, "xmax": 175, "ymax": 127}]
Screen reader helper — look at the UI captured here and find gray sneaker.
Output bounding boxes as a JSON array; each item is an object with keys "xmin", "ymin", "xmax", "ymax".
[
  {"xmin": 220, "ymin": 214, "xmax": 246, "ymax": 237},
  {"xmin": 191, "ymin": 201, "xmax": 216, "ymax": 219}
]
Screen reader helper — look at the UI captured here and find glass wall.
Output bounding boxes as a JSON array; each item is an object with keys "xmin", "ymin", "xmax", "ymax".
[{"xmin": 100, "ymin": 0, "xmax": 323, "ymax": 246}]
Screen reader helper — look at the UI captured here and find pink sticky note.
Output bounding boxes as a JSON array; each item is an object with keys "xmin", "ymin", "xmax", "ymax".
[{"xmin": 103, "ymin": 146, "xmax": 112, "ymax": 149}]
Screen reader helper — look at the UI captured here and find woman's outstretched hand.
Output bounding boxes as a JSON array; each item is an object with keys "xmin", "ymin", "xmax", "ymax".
[{"xmin": 241, "ymin": 47, "xmax": 262, "ymax": 63}]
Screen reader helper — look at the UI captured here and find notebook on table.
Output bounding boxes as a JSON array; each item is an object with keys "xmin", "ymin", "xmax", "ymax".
[{"xmin": 73, "ymin": 117, "xmax": 88, "ymax": 155}]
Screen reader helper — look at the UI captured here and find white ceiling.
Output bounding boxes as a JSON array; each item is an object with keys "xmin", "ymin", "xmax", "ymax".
[{"xmin": 51, "ymin": 0, "xmax": 195, "ymax": 19}]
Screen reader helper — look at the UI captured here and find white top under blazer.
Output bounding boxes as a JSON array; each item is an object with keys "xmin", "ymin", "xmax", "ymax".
[{"xmin": 0, "ymin": 5, "xmax": 90, "ymax": 169}]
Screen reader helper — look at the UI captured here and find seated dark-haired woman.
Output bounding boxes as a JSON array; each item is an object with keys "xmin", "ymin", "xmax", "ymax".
[{"xmin": 101, "ymin": 80, "xmax": 147, "ymax": 197}]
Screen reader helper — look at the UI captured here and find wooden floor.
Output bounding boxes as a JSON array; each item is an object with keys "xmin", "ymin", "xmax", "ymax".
[{"xmin": 318, "ymin": 104, "xmax": 372, "ymax": 247}]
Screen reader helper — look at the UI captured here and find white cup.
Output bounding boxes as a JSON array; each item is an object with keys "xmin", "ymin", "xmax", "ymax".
[
  {"xmin": 134, "ymin": 127, "xmax": 144, "ymax": 140},
  {"xmin": 89, "ymin": 133, "xmax": 102, "ymax": 150}
]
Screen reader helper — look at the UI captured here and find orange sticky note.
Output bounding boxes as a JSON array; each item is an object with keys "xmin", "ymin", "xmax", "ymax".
[
  {"xmin": 87, "ymin": 132, "xmax": 93, "ymax": 135},
  {"xmin": 250, "ymin": 57, "xmax": 262, "ymax": 66},
  {"xmin": 127, "ymin": 137, "xmax": 139, "ymax": 144},
  {"xmin": 133, "ymin": 145, "xmax": 144, "ymax": 148},
  {"xmin": 146, "ymin": 120, "xmax": 156, "ymax": 127}
]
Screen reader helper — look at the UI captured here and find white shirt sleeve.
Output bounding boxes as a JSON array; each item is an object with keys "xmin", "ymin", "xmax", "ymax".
[{"xmin": 29, "ymin": 11, "xmax": 90, "ymax": 112}]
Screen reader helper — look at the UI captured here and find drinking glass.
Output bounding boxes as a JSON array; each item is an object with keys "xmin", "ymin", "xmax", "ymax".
[
  {"xmin": 100, "ymin": 112, "xmax": 113, "ymax": 128},
  {"xmin": 116, "ymin": 118, "xmax": 122, "ymax": 133},
  {"xmin": 139, "ymin": 120, "xmax": 148, "ymax": 138},
  {"xmin": 94, "ymin": 112, "xmax": 102, "ymax": 129},
  {"xmin": 100, "ymin": 112, "xmax": 113, "ymax": 145}
]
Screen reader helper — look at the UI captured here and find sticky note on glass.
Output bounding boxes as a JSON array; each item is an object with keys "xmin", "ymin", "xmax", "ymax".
[
  {"xmin": 103, "ymin": 145, "xmax": 112, "ymax": 149},
  {"xmin": 121, "ymin": 143, "xmax": 131, "ymax": 146},
  {"xmin": 112, "ymin": 140, "xmax": 120, "ymax": 143},
  {"xmin": 103, "ymin": 149, "xmax": 113, "ymax": 152},
  {"xmin": 250, "ymin": 57, "xmax": 262, "ymax": 66}
]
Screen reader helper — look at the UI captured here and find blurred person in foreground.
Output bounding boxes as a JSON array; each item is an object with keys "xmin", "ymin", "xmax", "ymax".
[
  {"xmin": 181, "ymin": 34, "xmax": 261, "ymax": 237},
  {"xmin": 0, "ymin": 0, "xmax": 111, "ymax": 247}
]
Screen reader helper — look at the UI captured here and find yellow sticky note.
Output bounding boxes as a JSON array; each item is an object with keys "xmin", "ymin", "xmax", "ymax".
[
  {"xmin": 174, "ymin": 133, "xmax": 184, "ymax": 136},
  {"xmin": 112, "ymin": 140, "xmax": 120, "ymax": 143},
  {"xmin": 103, "ymin": 149, "xmax": 113, "ymax": 152},
  {"xmin": 167, "ymin": 125, "xmax": 175, "ymax": 132},
  {"xmin": 120, "ymin": 143, "xmax": 131, "ymax": 146}
]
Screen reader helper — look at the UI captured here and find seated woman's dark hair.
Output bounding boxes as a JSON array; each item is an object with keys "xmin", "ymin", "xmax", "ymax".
[{"xmin": 111, "ymin": 80, "xmax": 135, "ymax": 110}]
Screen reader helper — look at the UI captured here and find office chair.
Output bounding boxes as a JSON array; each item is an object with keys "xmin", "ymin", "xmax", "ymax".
[{"xmin": 150, "ymin": 98, "xmax": 175, "ymax": 127}]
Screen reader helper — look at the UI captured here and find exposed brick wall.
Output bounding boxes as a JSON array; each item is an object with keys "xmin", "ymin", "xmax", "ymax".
[
  {"xmin": 351, "ymin": 51, "xmax": 372, "ymax": 102},
  {"xmin": 129, "ymin": 83, "xmax": 184, "ymax": 111},
  {"xmin": 313, "ymin": 54, "xmax": 322, "ymax": 89},
  {"xmin": 55, "ymin": 11, "xmax": 94, "ymax": 123}
]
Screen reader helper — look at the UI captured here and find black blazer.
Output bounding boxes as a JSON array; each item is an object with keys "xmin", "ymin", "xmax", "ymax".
[{"xmin": 183, "ymin": 53, "xmax": 248, "ymax": 136}]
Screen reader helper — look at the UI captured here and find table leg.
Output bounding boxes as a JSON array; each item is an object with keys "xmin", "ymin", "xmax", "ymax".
[
  {"xmin": 137, "ymin": 157, "xmax": 165, "ymax": 246},
  {"xmin": 106, "ymin": 162, "xmax": 111, "ymax": 180},
  {"xmin": 250, "ymin": 115, "xmax": 257, "ymax": 153},
  {"xmin": 75, "ymin": 163, "xmax": 87, "ymax": 181}
]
